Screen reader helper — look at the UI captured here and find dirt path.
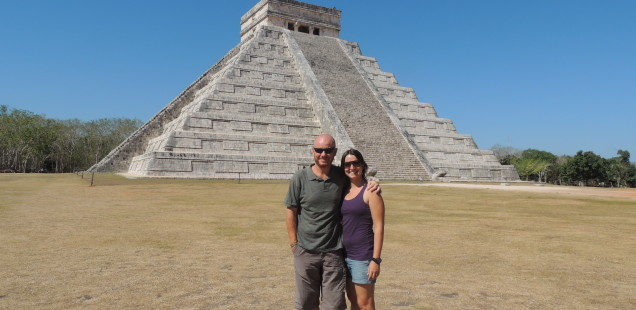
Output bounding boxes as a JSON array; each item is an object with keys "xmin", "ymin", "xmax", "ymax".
[{"xmin": 386, "ymin": 182, "xmax": 636, "ymax": 201}]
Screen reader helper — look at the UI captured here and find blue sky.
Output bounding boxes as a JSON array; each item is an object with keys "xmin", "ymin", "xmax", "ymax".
[{"xmin": 1, "ymin": 0, "xmax": 634, "ymax": 159}]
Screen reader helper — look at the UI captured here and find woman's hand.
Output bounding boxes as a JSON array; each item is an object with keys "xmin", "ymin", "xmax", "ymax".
[{"xmin": 368, "ymin": 260, "xmax": 380, "ymax": 281}]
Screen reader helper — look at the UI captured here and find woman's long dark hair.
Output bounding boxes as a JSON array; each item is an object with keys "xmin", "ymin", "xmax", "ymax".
[{"xmin": 340, "ymin": 148, "xmax": 368, "ymax": 183}]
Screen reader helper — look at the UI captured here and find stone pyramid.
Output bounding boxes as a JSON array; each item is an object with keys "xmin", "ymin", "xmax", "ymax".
[{"xmin": 90, "ymin": 0, "xmax": 519, "ymax": 181}]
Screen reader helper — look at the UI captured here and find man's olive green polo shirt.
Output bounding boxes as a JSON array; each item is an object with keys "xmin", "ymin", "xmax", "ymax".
[{"xmin": 284, "ymin": 164, "xmax": 346, "ymax": 252}]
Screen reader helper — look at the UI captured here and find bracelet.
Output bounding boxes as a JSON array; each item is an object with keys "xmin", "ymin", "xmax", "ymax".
[{"xmin": 289, "ymin": 242, "xmax": 298, "ymax": 248}]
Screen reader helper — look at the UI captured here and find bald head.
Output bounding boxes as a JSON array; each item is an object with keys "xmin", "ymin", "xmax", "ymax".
[
  {"xmin": 312, "ymin": 134, "xmax": 337, "ymax": 169},
  {"xmin": 313, "ymin": 134, "xmax": 336, "ymax": 149}
]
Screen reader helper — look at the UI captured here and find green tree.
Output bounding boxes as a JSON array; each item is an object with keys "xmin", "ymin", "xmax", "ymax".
[
  {"xmin": 560, "ymin": 151, "xmax": 608, "ymax": 186},
  {"xmin": 0, "ymin": 105, "xmax": 142, "ymax": 172},
  {"xmin": 607, "ymin": 150, "xmax": 636, "ymax": 187},
  {"xmin": 512, "ymin": 157, "xmax": 550, "ymax": 181},
  {"xmin": 523, "ymin": 149, "xmax": 557, "ymax": 183},
  {"xmin": 79, "ymin": 118, "xmax": 142, "ymax": 168},
  {"xmin": 0, "ymin": 107, "xmax": 52, "ymax": 172}
]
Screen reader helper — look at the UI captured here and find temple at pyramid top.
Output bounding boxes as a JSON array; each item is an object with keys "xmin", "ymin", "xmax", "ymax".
[
  {"xmin": 240, "ymin": 0, "xmax": 342, "ymax": 41},
  {"xmin": 90, "ymin": 0, "xmax": 519, "ymax": 182}
]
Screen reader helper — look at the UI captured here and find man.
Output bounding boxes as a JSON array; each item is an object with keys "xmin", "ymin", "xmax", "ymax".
[{"xmin": 284, "ymin": 134, "xmax": 378, "ymax": 310}]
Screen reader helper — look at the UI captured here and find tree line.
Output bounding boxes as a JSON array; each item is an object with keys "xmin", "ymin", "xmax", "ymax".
[
  {"xmin": 492, "ymin": 145, "xmax": 636, "ymax": 188},
  {"xmin": 0, "ymin": 105, "xmax": 142, "ymax": 173},
  {"xmin": 3, "ymin": 105, "xmax": 635, "ymax": 187}
]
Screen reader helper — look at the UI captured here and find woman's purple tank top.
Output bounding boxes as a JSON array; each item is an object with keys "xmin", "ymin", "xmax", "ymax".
[{"xmin": 341, "ymin": 184, "xmax": 374, "ymax": 260}]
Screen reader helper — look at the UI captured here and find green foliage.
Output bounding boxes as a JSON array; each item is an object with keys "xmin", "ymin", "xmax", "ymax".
[
  {"xmin": 0, "ymin": 106, "xmax": 142, "ymax": 172},
  {"xmin": 492, "ymin": 146, "xmax": 634, "ymax": 187},
  {"xmin": 521, "ymin": 149, "xmax": 558, "ymax": 163},
  {"xmin": 607, "ymin": 150, "xmax": 636, "ymax": 187},
  {"xmin": 559, "ymin": 151, "xmax": 608, "ymax": 186},
  {"xmin": 512, "ymin": 157, "xmax": 551, "ymax": 181}
]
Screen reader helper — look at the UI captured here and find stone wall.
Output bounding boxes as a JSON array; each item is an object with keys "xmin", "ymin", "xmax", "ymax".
[
  {"xmin": 89, "ymin": 39, "xmax": 249, "ymax": 172},
  {"xmin": 125, "ymin": 27, "xmax": 322, "ymax": 179}
]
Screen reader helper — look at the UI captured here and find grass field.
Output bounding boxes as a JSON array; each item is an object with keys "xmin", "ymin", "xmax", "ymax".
[{"xmin": 1, "ymin": 174, "xmax": 635, "ymax": 309}]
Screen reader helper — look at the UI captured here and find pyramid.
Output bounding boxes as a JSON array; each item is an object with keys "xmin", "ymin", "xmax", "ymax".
[{"xmin": 90, "ymin": 0, "xmax": 519, "ymax": 181}]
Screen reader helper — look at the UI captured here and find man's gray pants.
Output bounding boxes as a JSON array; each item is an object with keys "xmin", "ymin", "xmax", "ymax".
[{"xmin": 293, "ymin": 245, "xmax": 347, "ymax": 310}]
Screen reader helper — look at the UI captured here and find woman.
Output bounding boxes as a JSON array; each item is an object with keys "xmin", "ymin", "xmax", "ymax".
[{"xmin": 340, "ymin": 149, "xmax": 385, "ymax": 310}]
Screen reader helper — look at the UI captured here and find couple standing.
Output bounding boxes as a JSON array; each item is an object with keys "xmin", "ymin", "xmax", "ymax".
[{"xmin": 284, "ymin": 134, "xmax": 386, "ymax": 310}]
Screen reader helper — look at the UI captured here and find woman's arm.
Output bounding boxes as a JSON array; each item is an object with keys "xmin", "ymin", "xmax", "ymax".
[{"xmin": 366, "ymin": 192, "xmax": 385, "ymax": 281}]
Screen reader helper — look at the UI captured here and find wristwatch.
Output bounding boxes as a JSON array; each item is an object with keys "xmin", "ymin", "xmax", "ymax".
[{"xmin": 371, "ymin": 257, "xmax": 382, "ymax": 264}]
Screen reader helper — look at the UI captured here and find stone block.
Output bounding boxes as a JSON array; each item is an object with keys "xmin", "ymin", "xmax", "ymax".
[
  {"xmin": 268, "ymin": 124, "xmax": 289, "ymax": 133},
  {"xmin": 252, "ymin": 123, "xmax": 268, "ymax": 133},
  {"xmin": 472, "ymin": 169, "xmax": 492, "ymax": 178},
  {"xmin": 292, "ymin": 145, "xmax": 311, "ymax": 156},
  {"xmin": 250, "ymin": 71, "xmax": 264, "ymax": 80},
  {"xmin": 268, "ymin": 162, "xmax": 298, "ymax": 173},
  {"xmin": 231, "ymin": 121, "xmax": 253, "ymax": 131},
  {"xmin": 271, "ymin": 89, "xmax": 286, "ymax": 98},
  {"xmin": 214, "ymin": 161, "xmax": 249, "ymax": 173},
  {"xmin": 188, "ymin": 118, "xmax": 212, "ymax": 128},
  {"xmin": 297, "ymin": 108, "xmax": 313, "ymax": 118},
  {"xmin": 248, "ymin": 163, "xmax": 268, "ymax": 173},
  {"xmin": 201, "ymin": 140, "xmax": 220, "ymax": 152},
  {"xmin": 285, "ymin": 108, "xmax": 299, "ymax": 117},
  {"xmin": 174, "ymin": 138, "xmax": 202, "ymax": 149},
  {"xmin": 238, "ymin": 103, "xmax": 256, "ymax": 113},
  {"xmin": 267, "ymin": 143, "xmax": 291, "ymax": 152},
  {"xmin": 285, "ymin": 91, "xmax": 296, "ymax": 99},
  {"xmin": 268, "ymin": 106, "xmax": 286, "ymax": 115},
  {"xmin": 217, "ymin": 84, "xmax": 235, "ymax": 93},
  {"xmin": 234, "ymin": 86, "xmax": 246, "ymax": 94},
  {"xmin": 223, "ymin": 140, "xmax": 249, "ymax": 151},
  {"xmin": 250, "ymin": 143, "xmax": 267, "ymax": 152},
  {"xmin": 204, "ymin": 100, "xmax": 223, "ymax": 110},
  {"xmin": 147, "ymin": 158, "xmax": 192, "ymax": 172}
]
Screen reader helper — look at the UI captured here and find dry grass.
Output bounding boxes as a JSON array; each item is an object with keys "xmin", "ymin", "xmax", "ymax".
[{"xmin": 1, "ymin": 174, "xmax": 635, "ymax": 309}]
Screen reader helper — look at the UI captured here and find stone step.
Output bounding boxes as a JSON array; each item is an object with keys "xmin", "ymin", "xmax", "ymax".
[
  {"xmin": 292, "ymin": 31, "xmax": 432, "ymax": 180},
  {"xmin": 233, "ymin": 62, "xmax": 299, "ymax": 77},
  {"xmin": 203, "ymin": 92, "xmax": 310, "ymax": 108},
  {"xmin": 215, "ymin": 77, "xmax": 305, "ymax": 93},
  {"xmin": 186, "ymin": 111, "xmax": 318, "ymax": 127},
  {"xmin": 129, "ymin": 151, "xmax": 313, "ymax": 179}
]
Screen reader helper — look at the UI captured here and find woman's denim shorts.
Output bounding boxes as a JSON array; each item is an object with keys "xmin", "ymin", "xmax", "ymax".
[{"xmin": 345, "ymin": 257, "xmax": 376, "ymax": 284}]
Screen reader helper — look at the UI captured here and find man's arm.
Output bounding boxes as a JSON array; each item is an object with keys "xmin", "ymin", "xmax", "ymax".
[
  {"xmin": 365, "ymin": 168, "xmax": 381, "ymax": 194},
  {"xmin": 286, "ymin": 206, "xmax": 298, "ymax": 253}
]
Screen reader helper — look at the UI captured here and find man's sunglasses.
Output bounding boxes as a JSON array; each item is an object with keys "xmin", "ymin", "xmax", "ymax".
[
  {"xmin": 313, "ymin": 147, "xmax": 336, "ymax": 154},
  {"xmin": 343, "ymin": 160, "xmax": 362, "ymax": 168}
]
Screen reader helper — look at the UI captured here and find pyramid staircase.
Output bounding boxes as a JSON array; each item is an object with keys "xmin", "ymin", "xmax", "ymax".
[
  {"xmin": 90, "ymin": 0, "xmax": 518, "ymax": 181},
  {"xmin": 291, "ymin": 32, "xmax": 432, "ymax": 180}
]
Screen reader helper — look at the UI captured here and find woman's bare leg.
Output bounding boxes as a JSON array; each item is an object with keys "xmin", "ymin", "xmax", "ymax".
[{"xmin": 351, "ymin": 282, "xmax": 375, "ymax": 310}]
